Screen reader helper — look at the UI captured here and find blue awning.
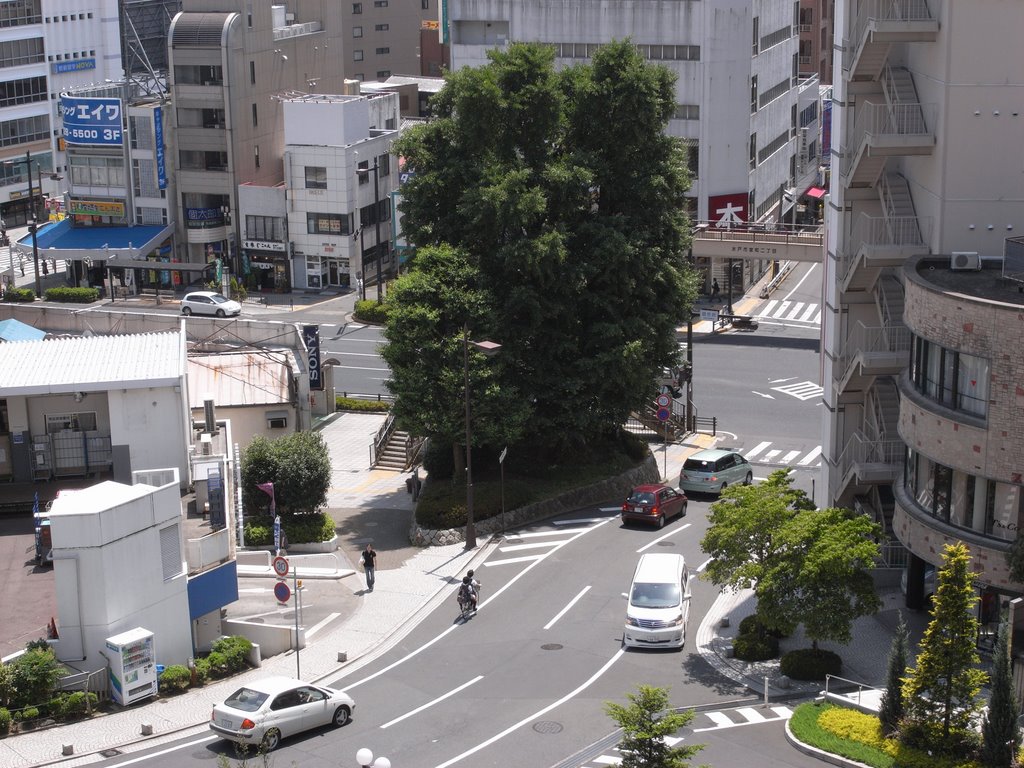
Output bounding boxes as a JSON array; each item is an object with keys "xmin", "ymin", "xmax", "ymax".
[{"xmin": 13, "ymin": 220, "xmax": 174, "ymax": 263}]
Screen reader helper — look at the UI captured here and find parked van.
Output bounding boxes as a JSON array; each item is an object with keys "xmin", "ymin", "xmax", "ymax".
[{"xmin": 623, "ymin": 553, "xmax": 690, "ymax": 650}]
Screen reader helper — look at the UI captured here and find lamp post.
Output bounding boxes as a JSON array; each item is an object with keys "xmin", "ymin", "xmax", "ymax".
[
  {"xmin": 462, "ymin": 326, "xmax": 501, "ymax": 550},
  {"xmin": 356, "ymin": 747, "xmax": 391, "ymax": 768}
]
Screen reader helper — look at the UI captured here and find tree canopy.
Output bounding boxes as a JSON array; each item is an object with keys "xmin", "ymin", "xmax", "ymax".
[
  {"xmin": 700, "ymin": 470, "xmax": 880, "ymax": 646},
  {"xmin": 384, "ymin": 40, "xmax": 696, "ymax": 454},
  {"xmin": 605, "ymin": 685, "xmax": 703, "ymax": 768},
  {"xmin": 240, "ymin": 431, "xmax": 331, "ymax": 517}
]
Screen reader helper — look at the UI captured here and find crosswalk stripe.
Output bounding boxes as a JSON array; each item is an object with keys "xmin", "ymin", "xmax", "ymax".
[
  {"xmin": 745, "ymin": 441, "xmax": 772, "ymax": 459},
  {"xmin": 482, "ymin": 555, "xmax": 543, "ymax": 566},
  {"xmin": 663, "ymin": 736, "xmax": 684, "ymax": 746},
  {"xmin": 504, "ymin": 528, "xmax": 590, "ymax": 539},
  {"xmin": 498, "ymin": 541, "xmax": 559, "ymax": 553},
  {"xmin": 736, "ymin": 707, "xmax": 768, "ymax": 723},
  {"xmin": 761, "ymin": 299, "xmax": 779, "ymax": 316},
  {"xmin": 799, "ymin": 304, "xmax": 818, "ymax": 321},
  {"xmin": 705, "ymin": 711, "xmax": 734, "ymax": 727},
  {"xmin": 780, "ymin": 450, "xmax": 801, "ymax": 464},
  {"xmin": 798, "ymin": 446, "xmax": 823, "ymax": 465},
  {"xmin": 592, "ymin": 757, "xmax": 619, "ymax": 765},
  {"xmin": 763, "ymin": 449, "xmax": 782, "ymax": 462},
  {"xmin": 785, "ymin": 302, "xmax": 806, "ymax": 320},
  {"xmin": 771, "ymin": 705, "xmax": 794, "ymax": 718}
]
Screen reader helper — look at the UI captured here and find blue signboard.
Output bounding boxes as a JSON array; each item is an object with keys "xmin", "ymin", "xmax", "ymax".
[
  {"xmin": 153, "ymin": 106, "xmax": 167, "ymax": 189},
  {"xmin": 53, "ymin": 59, "xmax": 96, "ymax": 74},
  {"xmin": 60, "ymin": 96, "xmax": 123, "ymax": 146},
  {"xmin": 185, "ymin": 207, "xmax": 223, "ymax": 228}
]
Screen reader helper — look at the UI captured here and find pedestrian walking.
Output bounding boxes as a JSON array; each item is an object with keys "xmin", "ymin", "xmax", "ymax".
[
  {"xmin": 361, "ymin": 544, "xmax": 377, "ymax": 591},
  {"xmin": 18, "ymin": 253, "xmax": 24, "ymax": 277},
  {"xmin": 711, "ymin": 278, "xmax": 720, "ymax": 301}
]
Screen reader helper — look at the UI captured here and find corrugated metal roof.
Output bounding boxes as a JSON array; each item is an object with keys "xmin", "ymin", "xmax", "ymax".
[
  {"xmin": 187, "ymin": 351, "xmax": 292, "ymax": 408},
  {"xmin": 0, "ymin": 331, "xmax": 183, "ymax": 395}
]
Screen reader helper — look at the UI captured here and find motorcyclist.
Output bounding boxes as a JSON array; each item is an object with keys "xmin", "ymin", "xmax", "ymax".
[
  {"xmin": 458, "ymin": 576, "xmax": 478, "ymax": 613},
  {"xmin": 467, "ymin": 569, "xmax": 481, "ymax": 601}
]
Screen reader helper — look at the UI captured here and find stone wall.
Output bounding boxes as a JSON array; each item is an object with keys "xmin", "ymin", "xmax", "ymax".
[{"xmin": 409, "ymin": 453, "xmax": 660, "ymax": 547}]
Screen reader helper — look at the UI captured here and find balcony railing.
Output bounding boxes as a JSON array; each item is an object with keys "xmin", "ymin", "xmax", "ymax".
[
  {"xmin": 854, "ymin": 212, "xmax": 929, "ymax": 250},
  {"xmin": 186, "ymin": 528, "xmax": 231, "ymax": 575},
  {"xmin": 842, "ymin": 101, "xmax": 936, "ymax": 178},
  {"xmin": 835, "ymin": 321, "xmax": 911, "ymax": 386},
  {"xmin": 847, "ymin": 0, "xmax": 936, "ymax": 69},
  {"xmin": 834, "ymin": 431, "xmax": 903, "ymax": 498}
]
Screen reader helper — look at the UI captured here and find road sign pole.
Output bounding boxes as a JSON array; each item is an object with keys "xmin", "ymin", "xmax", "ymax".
[{"xmin": 293, "ymin": 564, "xmax": 300, "ymax": 679}]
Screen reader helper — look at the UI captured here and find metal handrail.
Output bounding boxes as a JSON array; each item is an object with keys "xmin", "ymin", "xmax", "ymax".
[
  {"xmin": 835, "ymin": 321, "xmax": 911, "ymax": 385},
  {"xmin": 844, "ymin": 0, "xmax": 935, "ymax": 72},
  {"xmin": 370, "ymin": 411, "xmax": 396, "ymax": 467}
]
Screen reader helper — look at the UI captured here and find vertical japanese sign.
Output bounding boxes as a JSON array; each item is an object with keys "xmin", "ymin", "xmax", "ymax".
[
  {"xmin": 60, "ymin": 96, "xmax": 123, "ymax": 146},
  {"xmin": 153, "ymin": 106, "xmax": 167, "ymax": 189},
  {"xmin": 304, "ymin": 325, "xmax": 323, "ymax": 391}
]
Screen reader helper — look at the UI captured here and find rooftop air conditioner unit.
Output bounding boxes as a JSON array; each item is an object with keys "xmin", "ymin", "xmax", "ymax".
[{"xmin": 950, "ymin": 251, "xmax": 981, "ymax": 271}]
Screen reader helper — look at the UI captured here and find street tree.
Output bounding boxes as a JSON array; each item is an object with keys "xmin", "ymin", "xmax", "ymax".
[
  {"xmin": 877, "ymin": 613, "xmax": 908, "ymax": 736},
  {"xmin": 389, "ymin": 40, "xmax": 696, "ymax": 455},
  {"xmin": 901, "ymin": 542, "xmax": 987, "ymax": 758},
  {"xmin": 980, "ymin": 617, "xmax": 1020, "ymax": 767},
  {"xmin": 701, "ymin": 469, "xmax": 880, "ymax": 642},
  {"xmin": 605, "ymin": 685, "xmax": 703, "ymax": 768},
  {"xmin": 240, "ymin": 431, "xmax": 331, "ymax": 517}
]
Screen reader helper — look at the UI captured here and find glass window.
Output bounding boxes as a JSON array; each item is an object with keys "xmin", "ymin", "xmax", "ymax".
[
  {"xmin": 957, "ymin": 352, "xmax": 989, "ymax": 416},
  {"xmin": 353, "ymin": 26, "xmax": 362, "ymax": 38},
  {"xmin": 911, "ymin": 334, "xmax": 989, "ymax": 418},
  {"xmin": 305, "ymin": 166, "xmax": 327, "ymax": 189},
  {"xmin": 989, "ymin": 483, "xmax": 1023, "ymax": 541},
  {"xmin": 307, "ymin": 212, "xmax": 353, "ymax": 236},
  {"xmin": 352, "ymin": 2, "xmax": 362, "ymax": 12},
  {"xmin": 353, "ymin": 50, "xmax": 363, "ymax": 61}
]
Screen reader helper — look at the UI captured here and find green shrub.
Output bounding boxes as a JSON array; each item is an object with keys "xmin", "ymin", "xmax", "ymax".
[
  {"xmin": 335, "ymin": 396, "xmax": 391, "ymax": 413},
  {"xmin": 193, "ymin": 658, "xmax": 210, "ymax": 685},
  {"xmin": 203, "ymin": 651, "xmax": 229, "ymax": 678},
  {"xmin": 44, "ymin": 286, "xmax": 99, "ymax": 303},
  {"xmin": 1, "ymin": 287, "xmax": 34, "ymax": 303},
  {"xmin": 9, "ymin": 647, "xmax": 65, "ymax": 709},
  {"xmin": 48, "ymin": 692, "xmax": 97, "ymax": 720},
  {"xmin": 738, "ymin": 614, "xmax": 789, "ymax": 639},
  {"xmin": 417, "ymin": 503, "xmax": 467, "ymax": 531},
  {"xmin": 15, "ymin": 706, "xmax": 39, "ymax": 722},
  {"xmin": 781, "ymin": 648, "xmax": 842, "ymax": 681},
  {"xmin": 422, "ymin": 439, "xmax": 454, "ymax": 480},
  {"xmin": 0, "ymin": 708, "xmax": 10, "ymax": 735},
  {"xmin": 353, "ymin": 299, "xmax": 389, "ymax": 324},
  {"xmin": 244, "ymin": 511, "xmax": 335, "ymax": 546},
  {"xmin": 732, "ymin": 633, "xmax": 779, "ymax": 661},
  {"xmin": 158, "ymin": 665, "xmax": 192, "ymax": 693},
  {"xmin": 211, "ymin": 636, "xmax": 253, "ymax": 673}
]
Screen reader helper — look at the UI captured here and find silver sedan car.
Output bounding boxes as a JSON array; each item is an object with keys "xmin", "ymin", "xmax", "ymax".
[
  {"xmin": 210, "ymin": 676, "xmax": 355, "ymax": 752},
  {"xmin": 181, "ymin": 290, "xmax": 242, "ymax": 317}
]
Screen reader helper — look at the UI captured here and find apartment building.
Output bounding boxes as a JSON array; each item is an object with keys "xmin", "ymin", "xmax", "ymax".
[
  {"xmin": 446, "ymin": 0, "xmax": 807, "ymax": 293},
  {"xmin": 341, "ymin": 0, "xmax": 445, "ymax": 82},
  {"xmin": 823, "ymin": 0, "xmax": 1024, "ymax": 609},
  {"xmin": 0, "ymin": 1, "xmax": 122, "ymax": 227},
  {"xmin": 798, "ymin": 0, "xmax": 832, "ymax": 85},
  {"xmin": 167, "ymin": 1, "xmax": 345, "ymax": 270}
]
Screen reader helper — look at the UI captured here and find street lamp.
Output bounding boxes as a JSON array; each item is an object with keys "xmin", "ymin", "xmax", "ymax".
[
  {"xmin": 463, "ymin": 326, "xmax": 501, "ymax": 550},
  {"xmin": 356, "ymin": 747, "xmax": 391, "ymax": 768}
]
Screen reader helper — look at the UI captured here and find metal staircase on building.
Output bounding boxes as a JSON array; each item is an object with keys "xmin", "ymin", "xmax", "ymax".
[
  {"xmin": 876, "ymin": 271, "xmax": 906, "ymax": 330},
  {"xmin": 869, "ymin": 377, "xmax": 901, "ymax": 443}
]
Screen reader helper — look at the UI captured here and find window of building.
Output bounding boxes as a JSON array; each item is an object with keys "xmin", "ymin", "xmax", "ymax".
[
  {"xmin": 305, "ymin": 166, "xmax": 327, "ymax": 189},
  {"xmin": 354, "ymin": 73, "xmax": 364, "ymax": 81},
  {"xmin": 0, "ymin": 75, "xmax": 47, "ymax": 108},
  {"xmin": 251, "ymin": 103, "xmax": 258, "ymax": 127},
  {"xmin": 246, "ymin": 215, "xmax": 283, "ymax": 241},
  {"xmin": 0, "ymin": 37, "xmax": 44, "ymax": 68},
  {"xmin": 377, "ymin": 154, "xmax": 390, "ymax": 176},
  {"xmin": 673, "ymin": 104, "xmax": 699, "ymax": 121},
  {"xmin": 0, "ymin": 1, "xmax": 42, "ymax": 27},
  {"xmin": 69, "ymin": 155, "xmax": 125, "ymax": 187},
  {"xmin": 353, "ymin": 26, "xmax": 362, "ymax": 37},
  {"xmin": 375, "ymin": 47, "xmax": 390, "ymax": 55},
  {"xmin": 750, "ymin": 75, "xmax": 757, "ymax": 113},
  {"xmin": 375, "ymin": 23, "xmax": 389, "ymax": 31},
  {"xmin": 357, "ymin": 160, "xmax": 369, "ymax": 184},
  {"xmin": 254, "ymin": 144, "xmax": 260, "ymax": 168},
  {"xmin": 307, "ymin": 212, "xmax": 354, "ymax": 236},
  {"xmin": 352, "ymin": 2, "xmax": 362, "ymax": 12},
  {"xmin": 749, "ymin": 133, "xmax": 756, "ymax": 170},
  {"xmin": 373, "ymin": 0, "xmax": 388, "ymax": 6},
  {"xmin": 910, "ymin": 334, "xmax": 990, "ymax": 418},
  {"xmin": 376, "ymin": 70, "xmax": 391, "ymax": 79},
  {"xmin": 354, "ymin": 50, "xmax": 364, "ymax": 61},
  {"xmin": 250, "ymin": 60, "xmax": 255, "ymax": 84},
  {"xmin": 421, "ymin": 0, "xmax": 429, "ymax": 8},
  {"xmin": 752, "ymin": 16, "xmax": 759, "ymax": 55}
]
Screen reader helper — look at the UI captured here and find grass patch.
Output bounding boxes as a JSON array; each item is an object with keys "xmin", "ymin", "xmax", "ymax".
[{"xmin": 789, "ymin": 703, "xmax": 980, "ymax": 768}]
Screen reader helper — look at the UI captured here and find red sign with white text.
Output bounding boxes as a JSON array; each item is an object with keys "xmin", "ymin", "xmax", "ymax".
[{"xmin": 708, "ymin": 193, "xmax": 748, "ymax": 229}]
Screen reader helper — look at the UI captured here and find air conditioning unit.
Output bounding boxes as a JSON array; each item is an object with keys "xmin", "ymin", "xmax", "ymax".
[{"xmin": 950, "ymin": 251, "xmax": 981, "ymax": 271}]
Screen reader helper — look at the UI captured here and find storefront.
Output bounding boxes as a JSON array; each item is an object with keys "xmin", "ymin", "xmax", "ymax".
[{"xmin": 242, "ymin": 239, "xmax": 289, "ymax": 292}]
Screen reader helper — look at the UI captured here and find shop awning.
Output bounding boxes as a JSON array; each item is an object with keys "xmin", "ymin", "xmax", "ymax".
[
  {"xmin": 13, "ymin": 219, "xmax": 174, "ymax": 263},
  {"xmin": 805, "ymin": 186, "xmax": 827, "ymax": 200}
]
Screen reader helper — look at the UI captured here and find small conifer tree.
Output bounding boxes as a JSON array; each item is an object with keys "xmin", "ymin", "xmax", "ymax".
[
  {"xmin": 980, "ymin": 617, "xmax": 1021, "ymax": 767},
  {"xmin": 605, "ymin": 685, "xmax": 703, "ymax": 768},
  {"xmin": 878, "ymin": 613, "xmax": 908, "ymax": 736}
]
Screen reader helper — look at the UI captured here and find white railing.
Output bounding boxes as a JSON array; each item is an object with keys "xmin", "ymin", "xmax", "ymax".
[
  {"xmin": 273, "ymin": 21, "xmax": 322, "ymax": 40},
  {"xmin": 843, "ymin": 101, "xmax": 935, "ymax": 178},
  {"xmin": 835, "ymin": 322, "xmax": 911, "ymax": 384},
  {"xmin": 854, "ymin": 212, "xmax": 929, "ymax": 249},
  {"xmin": 186, "ymin": 528, "xmax": 231, "ymax": 574},
  {"xmin": 834, "ymin": 431, "xmax": 903, "ymax": 495},
  {"xmin": 846, "ymin": 0, "xmax": 935, "ymax": 71}
]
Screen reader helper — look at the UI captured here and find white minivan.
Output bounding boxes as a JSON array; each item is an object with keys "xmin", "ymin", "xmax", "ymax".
[{"xmin": 623, "ymin": 553, "xmax": 691, "ymax": 650}]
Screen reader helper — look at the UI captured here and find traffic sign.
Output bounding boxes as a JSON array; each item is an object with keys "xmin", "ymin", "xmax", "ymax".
[
  {"xmin": 700, "ymin": 309, "xmax": 720, "ymax": 322},
  {"xmin": 656, "ymin": 394, "xmax": 672, "ymax": 408},
  {"xmin": 656, "ymin": 407, "xmax": 671, "ymax": 422},
  {"xmin": 272, "ymin": 556, "xmax": 289, "ymax": 578},
  {"xmin": 274, "ymin": 581, "xmax": 291, "ymax": 603}
]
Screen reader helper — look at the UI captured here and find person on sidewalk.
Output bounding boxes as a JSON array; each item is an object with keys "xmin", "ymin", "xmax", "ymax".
[
  {"xmin": 18, "ymin": 253, "xmax": 24, "ymax": 277},
  {"xmin": 361, "ymin": 544, "xmax": 377, "ymax": 591},
  {"xmin": 711, "ymin": 278, "xmax": 720, "ymax": 301}
]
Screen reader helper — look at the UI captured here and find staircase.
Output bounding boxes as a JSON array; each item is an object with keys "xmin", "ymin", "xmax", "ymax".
[
  {"xmin": 629, "ymin": 402, "xmax": 688, "ymax": 442},
  {"xmin": 375, "ymin": 428, "xmax": 417, "ymax": 470},
  {"xmin": 869, "ymin": 376, "xmax": 901, "ymax": 442}
]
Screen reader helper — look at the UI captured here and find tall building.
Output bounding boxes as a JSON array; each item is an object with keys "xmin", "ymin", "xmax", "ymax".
[
  {"xmin": 0, "ymin": 1, "xmax": 123, "ymax": 227},
  {"xmin": 167, "ymin": 1, "xmax": 345, "ymax": 269},
  {"xmin": 446, "ymin": 0, "xmax": 812, "ymax": 293},
  {"xmin": 340, "ymin": 0, "xmax": 444, "ymax": 82},
  {"xmin": 798, "ymin": 0, "xmax": 833, "ymax": 85},
  {"xmin": 823, "ymin": 1, "xmax": 1024, "ymax": 609}
]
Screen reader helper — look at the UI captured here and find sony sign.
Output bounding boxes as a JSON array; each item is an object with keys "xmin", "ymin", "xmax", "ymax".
[{"xmin": 304, "ymin": 325, "xmax": 323, "ymax": 391}]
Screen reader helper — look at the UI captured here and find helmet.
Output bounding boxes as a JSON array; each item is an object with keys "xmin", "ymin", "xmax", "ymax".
[
  {"xmin": 462, "ymin": 576, "xmax": 471, "ymax": 585},
  {"xmin": 467, "ymin": 570, "xmax": 475, "ymax": 578}
]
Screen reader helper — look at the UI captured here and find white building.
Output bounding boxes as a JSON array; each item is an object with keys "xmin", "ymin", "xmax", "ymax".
[
  {"xmin": 823, "ymin": 1, "xmax": 1024, "ymax": 605},
  {"xmin": 446, "ymin": 0, "xmax": 807, "ymax": 290},
  {"xmin": 0, "ymin": 1, "xmax": 123, "ymax": 227},
  {"xmin": 283, "ymin": 91, "xmax": 400, "ymax": 292}
]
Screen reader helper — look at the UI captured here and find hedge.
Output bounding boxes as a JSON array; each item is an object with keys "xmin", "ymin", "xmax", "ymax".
[
  {"xmin": 158, "ymin": 665, "xmax": 192, "ymax": 693},
  {"xmin": 780, "ymin": 648, "xmax": 842, "ymax": 680},
  {"xmin": 1, "ymin": 287, "xmax": 33, "ymax": 302},
  {"xmin": 732, "ymin": 633, "xmax": 779, "ymax": 661},
  {"xmin": 353, "ymin": 299, "xmax": 388, "ymax": 324},
  {"xmin": 0, "ymin": 708, "xmax": 10, "ymax": 735},
  {"xmin": 244, "ymin": 511, "xmax": 335, "ymax": 546},
  {"xmin": 335, "ymin": 396, "xmax": 391, "ymax": 413},
  {"xmin": 44, "ymin": 286, "xmax": 99, "ymax": 303}
]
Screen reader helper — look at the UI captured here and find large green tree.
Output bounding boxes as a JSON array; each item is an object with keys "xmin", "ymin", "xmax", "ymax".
[
  {"xmin": 605, "ymin": 685, "xmax": 703, "ymax": 768},
  {"xmin": 901, "ymin": 542, "xmax": 987, "ymax": 758},
  {"xmin": 387, "ymin": 40, "xmax": 696, "ymax": 453},
  {"xmin": 980, "ymin": 617, "xmax": 1020, "ymax": 767},
  {"xmin": 701, "ymin": 470, "xmax": 880, "ymax": 644},
  {"xmin": 240, "ymin": 431, "xmax": 331, "ymax": 516}
]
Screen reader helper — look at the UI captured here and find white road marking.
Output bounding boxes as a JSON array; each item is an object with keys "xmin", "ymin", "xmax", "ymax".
[
  {"xmin": 636, "ymin": 524, "xmax": 691, "ymax": 554},
  {"xmin": 799, "ymin": 303, "xmax": 819, "ymax": 321},
  {"xmin": 780, "ymin": 450, "xmax": 801, "ymax": 464},
  {"xmin": 736, "ymin": 707, "xmax": 768, "ymax": 723},
  {"xmin": 503, "ymin": 528, "xmax": 590, "ymax": 539},
  {"xmin": 768, "ymin": 376, "xmax": 797, "ymax": 383},
  {"xmin": 433, "ymin": 649, "xmax": 626, "ymax": 768},
  {"xmin": 99, "ymin": 736, "xmax": 218, "ymax": 765},
  {"xmin": 696, "ymin": 557, "xmax": 713, "ymax": 573},
  {"xmin": 751, "ymin": 391, "xmax": 775, "ymax": 399},
  {"xmin": 785, "ymin": 302, "xmax": 806, "ymax": 320},
  {"xmin": 598, "ymin": 506, "xmax": 621, "ymax": 513},
  {"xmin": 483, "ymin": 554, "xmax": 544, "ymax": 566},
  {"xmin": 593, "ymin": 757, "xmax": 620, "ymax": 765},
  {"xmin": 555, "ymin": 517, "xmax": 609, "ymax": 525},
  {"xmin": 305, "ymin": 612, "xmax": 341, "ymax": 639},
  {"xmin": 781, "ymin": 262, "xmax": 819, "ymax": 300},
  {"xmin": 381, "ymin": 676, "xmax": 484, "ymax": 729},
  {"xmin": 745, "ymin": 441, "xmax": 772, "ymax": 459},
  {"xmin": 763, "ymin": 450, "xmax": 782, "ymax": 462},
  {"xmin": 799, "ymin": 446, "xmax": 823, "ymax": 465},
  {"xmin": 543, "ymin": 586, "xmax": 591, "ymax": 630},
  {"xmin": 498, "ymin": 541, "xmax": 560, "ymax": 553},
  {"xmin": 762, "ymin": 299, "xmax": 779, "ymax": 316},
  {"xmin": 705, "ymin": 711, "xmax": 734, "ymax": 727}
]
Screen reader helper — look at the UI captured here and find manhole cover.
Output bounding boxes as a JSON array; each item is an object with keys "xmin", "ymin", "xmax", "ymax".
[
  {"xmin": 533, "ymin": 720, "xmax": 563, "ymax": 734},
  {"xmin": 100, "ymin": 749, "xmax": 122, "ymax": 758},
  {"xmin": 657, "ymin": 540, "xmax": 677, "ymax": 547},
  {"xmin": 540, "ymin": 643, "xmax": 563, "ymax": 651}
]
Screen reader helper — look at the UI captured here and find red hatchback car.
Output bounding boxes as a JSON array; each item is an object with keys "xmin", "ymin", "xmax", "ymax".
[{"xmin": 621, "ymin": 484, "xmax": 688, "ymax": 528}]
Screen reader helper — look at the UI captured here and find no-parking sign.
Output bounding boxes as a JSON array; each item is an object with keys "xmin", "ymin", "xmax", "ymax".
[{"xmin": 274, "ymin": 581, "xmax": 291, "ymax": 603}]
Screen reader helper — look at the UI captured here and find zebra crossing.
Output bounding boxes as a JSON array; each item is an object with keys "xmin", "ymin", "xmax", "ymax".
[
  {"xmin": 756, "ymin": 298, "xmax": 821, "ymax": 327},
  {"xmin": 483, "ymin": 515, "xmax": 614, "ymax": 568},
  {"xmin": 576, "ymin": 705, "xmax": 794, "ymax": 766},
  {"xmin": 744, "ymin": 440, "xmax": 822, "ymax": 468}
]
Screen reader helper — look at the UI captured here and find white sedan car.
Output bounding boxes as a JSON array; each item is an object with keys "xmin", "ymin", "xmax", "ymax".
[
  {"xmin": 210, "ymin": 676, "xmax": 355, "ymax": 752},
  {"xmin": 181, "ymin": 290, "xmax": 241, "ymax": 318}
]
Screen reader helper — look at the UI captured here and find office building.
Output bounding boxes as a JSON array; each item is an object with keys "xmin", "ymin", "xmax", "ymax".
[{"xmin": 341, "ymin": 0, "xmax": 445, "ymax": 82}]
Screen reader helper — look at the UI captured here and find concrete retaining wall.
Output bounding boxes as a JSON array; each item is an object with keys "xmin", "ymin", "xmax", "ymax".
[
  {"xmin": 409, "ymin": 453, "xmax": 659, "ymax": 546},
  {"xmin": 222, "ymin": 619, "xmax": 304, "ymax": 657}
]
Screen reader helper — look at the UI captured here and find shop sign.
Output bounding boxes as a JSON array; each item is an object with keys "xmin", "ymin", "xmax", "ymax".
[
  {"xmin": 186, "ymin": 207, "xmax": 224, "ymax": 228},
  {"xmin": 153, "ymin": 106, "xmax": 167, "ymax": 189},
  {"xmin": 60, "ymin": 95, "xmax": 123, "ymax": 146},
  {"xmin": 709, "ymin": 193, "xmax": 748, "ymax": 229},
  {"xmin": 242, "ymin": 239, "xmax": 285, "ymax": 252},
  {"xmin": 251, "ymin": 261, "xmax": 274, "ymax": 269},
  {"xmin": 53, "ymin": 58, "xmax": 96, "ymax": 74},
  {"xmin": 303, "ymin": 325, "xmax": 323, "ymax": 391},
  {"xmin": 69, "ymin": 199, "xmax": 126, "ymax": 217}
]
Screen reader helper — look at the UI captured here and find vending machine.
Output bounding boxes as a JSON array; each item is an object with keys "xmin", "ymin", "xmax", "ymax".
[{"xmin": 106, "ymin": 627, "xmax": 157, "ymax": 706}]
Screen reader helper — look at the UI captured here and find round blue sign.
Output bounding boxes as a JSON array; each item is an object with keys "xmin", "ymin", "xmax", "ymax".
[
  {"xmin": 274, "ymin": 581, "xmax": 291, "ymax": 603},
  {"xmin": 656, "ymin": 407, "xmax": 671, "ymax": 422}
]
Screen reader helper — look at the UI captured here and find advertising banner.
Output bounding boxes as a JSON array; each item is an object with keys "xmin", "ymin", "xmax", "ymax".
[
  {"xmin": 186, "ymin": 207, "xmax": 224, "ymax": 228},
  {"xmin": 60, "ymin": 96, "xmax": 123, "ymax": 146},
  {"xmin": 69, "ymin": 199, "xmax": 126, "ymax": 217},
  {"xmin": 153, "ymin": 106, "xmax": 167, "ymax": 189},
  {"xmin": 708, "ymin": 192, "xmax": 748, "ymax": 229},
  {"xmin": 52, "ymin": 59, "xmax": 96, "ymax": 74},
  {"xmin": 303, "ymin": 325, "xmax": 323, "ymax": 391}
]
